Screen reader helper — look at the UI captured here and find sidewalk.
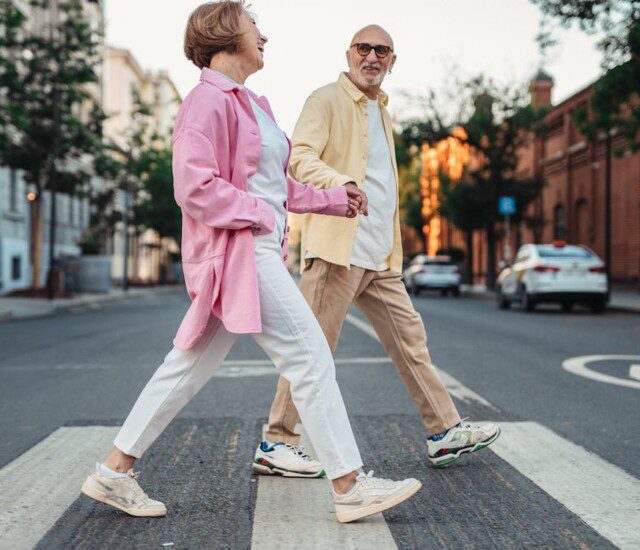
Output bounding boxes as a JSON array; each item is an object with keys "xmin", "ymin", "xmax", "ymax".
[
  {"xmin": 0, "ymin": 285, "xmax": 183, "ymax": 323},
  {"xmin": 461, "ymin": 284, "xmax": 640, "ymax": 313}
]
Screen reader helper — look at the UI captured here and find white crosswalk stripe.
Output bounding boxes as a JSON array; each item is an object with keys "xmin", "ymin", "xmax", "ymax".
[
  {"xmin": 251, "ymin": 426, "xmax": 396, "ymax": 549},
  {"xmin": 0, "ymin": 426, "xmax": 119, "ymax": 549},
  {"xmin": 491, "ymin": 422, "xmax": 640, "ymax": 550}
]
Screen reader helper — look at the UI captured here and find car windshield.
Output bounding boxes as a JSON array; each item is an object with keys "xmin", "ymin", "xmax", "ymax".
[{"xmin": 536, "ymin": 245, "xmax": 593, "ymax": 259}]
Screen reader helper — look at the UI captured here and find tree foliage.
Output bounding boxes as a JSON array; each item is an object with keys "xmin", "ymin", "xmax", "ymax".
[
  {"xmin": 399, "ymin": 77, "xmax": 547, "ymax": 287},
  {"xmin": 0, "ymin": 0, "xmax": 105, "ymax": 193},
  {"xmin": 531, "ymin": 0, "xmax": 640, "ymax": 151},
  {"xmin": 135, "ymin": 145, "xmax": 181, "ymax": 244}
]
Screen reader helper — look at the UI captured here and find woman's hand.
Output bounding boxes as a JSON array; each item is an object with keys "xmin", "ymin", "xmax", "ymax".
[{"xmin": 344, "ymin": 182, "xmax": 368, "ymax": 218}]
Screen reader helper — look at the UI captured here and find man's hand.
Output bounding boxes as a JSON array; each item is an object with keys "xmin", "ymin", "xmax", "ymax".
[{"xmin": 344, "ymin": 182, "xmax": 369, "ymax": 218}]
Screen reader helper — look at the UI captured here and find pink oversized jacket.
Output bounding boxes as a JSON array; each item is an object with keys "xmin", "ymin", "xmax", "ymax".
[{"xmin": 171, "ymin": 68, "xmax": 349, "ymax": 349}]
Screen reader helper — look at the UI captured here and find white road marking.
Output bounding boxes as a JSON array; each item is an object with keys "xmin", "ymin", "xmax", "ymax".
[
  {"xmin": 251, "ymin": 425, "xmax": 396, "ymax": 550},
  {"xmin": 215, "ymin": 357, "xmax": 393, "ymax": 378},
  {"xmin": 0, "ymin": 426, "xmax": 119, "ymax": 549},
  {"xmin": 491, "ymin": 422, "xmax": 640, "ymax": 550},
  {"xmin": 563, "ymin": 355, "xmax": 640, "ymax": 390},
  {"xmin": 344, "ymin": 313, "xmax": 498, "ymax": 410},
  {"xmin": 629, "ymin": 365, "xmax": 640, "ymax": 381}
]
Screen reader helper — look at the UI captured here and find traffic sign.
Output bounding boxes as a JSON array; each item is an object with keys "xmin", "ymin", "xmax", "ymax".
[{"xmin": 499, "ymin": 196, "xmax": 516, "ymax": 215}]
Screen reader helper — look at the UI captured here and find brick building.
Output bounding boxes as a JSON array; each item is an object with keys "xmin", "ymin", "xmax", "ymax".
[{"xmin": 436, "ymin": 72, "xmax": 640, "ymax": 284}]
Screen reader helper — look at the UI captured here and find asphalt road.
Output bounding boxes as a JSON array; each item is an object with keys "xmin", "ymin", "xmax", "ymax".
[{"xmin": 1, "ymin": 286, "xmax": 638, "ymax": 548}]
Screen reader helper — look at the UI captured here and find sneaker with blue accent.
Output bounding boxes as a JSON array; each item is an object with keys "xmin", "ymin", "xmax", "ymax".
[
  {"xmin": 252, "ymin": 441, "xmax": 325, "ymax": 478},
  {"xmin": 427, "ymin": 420, "xmax": 500, "ymax": 467}
]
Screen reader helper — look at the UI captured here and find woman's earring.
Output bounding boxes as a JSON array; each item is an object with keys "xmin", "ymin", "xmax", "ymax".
[{"xmin": 388, "ymin": 69, "xmax": 393, "ymax": 74}]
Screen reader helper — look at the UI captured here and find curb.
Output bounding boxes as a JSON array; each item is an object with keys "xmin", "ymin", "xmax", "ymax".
[{"xmin": 0, "ymin": 285, "xmax": 183, "ymax": 323}]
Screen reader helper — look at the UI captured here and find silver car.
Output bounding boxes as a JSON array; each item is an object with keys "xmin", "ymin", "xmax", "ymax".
[
  {"xmin": 496, "ymin": 243, "xmax": 608, "ymax": 312},
  {"xmin": 403, "ymin": 255, "xmax": 461, "ymax": 297}
]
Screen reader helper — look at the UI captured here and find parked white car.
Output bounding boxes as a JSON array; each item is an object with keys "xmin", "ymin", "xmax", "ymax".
[
  {"xmin": 496, "ymin": 243, "xmax": 608, "ymax": 312},
  {"xmin": 403, "ymin": 255, "xmax": 461, "ymax": 297}
]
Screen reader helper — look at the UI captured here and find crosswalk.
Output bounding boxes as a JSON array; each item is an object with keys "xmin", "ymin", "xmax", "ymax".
[
  {"xmin": 2, "ymin": 419, "xmax": 638, "ymax": 549},
  {"xmin": 1, "ymin": 314, "xmax": 639, "ymax": 549}
]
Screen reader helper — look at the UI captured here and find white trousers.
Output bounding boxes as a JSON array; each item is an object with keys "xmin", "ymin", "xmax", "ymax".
[{"xmin": 114, "ymin": 229, "xmax": 363, "ymax": 479}]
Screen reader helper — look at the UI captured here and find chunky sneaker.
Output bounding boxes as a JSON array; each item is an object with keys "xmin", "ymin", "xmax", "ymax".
[
  {"xmin": 427, "ymin": 419, "xmax": 501, "ymax": 467},
  {"xmin": 81, "ymin": 464, "xmax": 167, "ymax": 517},
  {"xmin": 333, "ymin": 470, "xmax": 422, "ymax": 523},
  {"xmin": 252, "ymin": 441, "xmax": 325, "ymax": 478}
]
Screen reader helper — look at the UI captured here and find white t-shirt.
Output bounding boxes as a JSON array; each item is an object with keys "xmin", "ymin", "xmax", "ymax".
[
  {"xmin": 214, "ymin": 71, "xmax": 288, "ymax": 241},
  {"xmin": 247, "ymin": 97, "xmax": 289, "ymax": 241},
  {"xmin": 349, "ymin": 99, "xmax": 396, "ymax": 271}
]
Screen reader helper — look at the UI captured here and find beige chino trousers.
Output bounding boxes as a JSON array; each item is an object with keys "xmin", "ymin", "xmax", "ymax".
[{"xmin": 264, "ymin": 258, "xmax": 462, "ymax": 444}]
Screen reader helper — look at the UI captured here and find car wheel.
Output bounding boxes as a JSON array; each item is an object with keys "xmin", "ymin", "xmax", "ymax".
[
  {"xmin": 520, "ymin": 286, "xmax": 536, "ymax": 311},
  {"xmin": 452, "ymin": 286, "xmax": 460, "ymax": 297},
  {"xmin": 440, "ymin": 289, "xmax": 448, "ymax": 297},
  {"xmin": 591, "ymin": 298, "xmax": 606, "ymax": 313},
  {"xmin": 497, "ymin": 286, "xmax": 510, "ymax": 309},
  {"xmin": 561, "ymin": 302, "xmax": 573, "ymax": 313}
]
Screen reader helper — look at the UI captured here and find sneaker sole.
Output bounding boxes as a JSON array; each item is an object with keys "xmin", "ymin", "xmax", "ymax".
[
  {"xmin": 81, "ymin": 481, "xmax": 167, "ymax": 517},
  {"xmin": 252, "ymin": 461, "xmax": 326, "ymax": 478},
  {"xmin": 336, "ymin": 479, "xmax": 422, "ymax": 523},
  {"xmin": 429, "ymin": 427, "xmax": 501, "ymax": 468}
]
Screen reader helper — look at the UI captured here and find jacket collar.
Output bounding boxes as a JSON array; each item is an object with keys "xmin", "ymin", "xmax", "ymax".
[
  {"xmin": 200, "ymin": 67, "xmax": 239, "ymax": 92},
  {"xmin": 338, "ymin": 72, "xmax": 389, "ymax": 106},
  {"xmin": 200, "ymin": 67, "xmax": 264, "ymax": 102}
]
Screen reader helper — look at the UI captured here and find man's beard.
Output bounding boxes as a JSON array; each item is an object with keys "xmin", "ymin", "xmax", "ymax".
[{"xmin": 356, "ymin": 65, "xmax": 386, "ymax": 87}]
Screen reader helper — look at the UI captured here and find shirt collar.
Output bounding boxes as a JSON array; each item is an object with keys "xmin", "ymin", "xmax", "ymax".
[{"xmin": 338, "ymin": 72, "xmax": 389, "ymax": 106}]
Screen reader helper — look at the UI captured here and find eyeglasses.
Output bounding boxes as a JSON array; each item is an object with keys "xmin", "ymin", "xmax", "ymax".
[{"xmin": 350, "ymin": 42, "xmax": 394, "ymax": 59}]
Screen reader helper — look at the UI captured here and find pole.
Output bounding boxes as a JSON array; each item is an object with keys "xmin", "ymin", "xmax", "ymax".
[
  {"xmin": 46, "ymin": 1, "xmax": 60, "ymax": 300},
  {"xmin": 604, "ymin": 131, "xmax": 612, "ymax": 295},
  {"xmin": 504, "ymin": 213, "xmax": 512, "ymax": 262},
  {"xmin": 122, "ymin": 187, "xmax": 130, "ymax": 291}
]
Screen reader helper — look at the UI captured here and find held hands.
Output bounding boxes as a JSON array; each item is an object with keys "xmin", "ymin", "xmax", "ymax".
[{"xmin": 344, "ymin": 182, "xmax": 369, "ymax": 219}]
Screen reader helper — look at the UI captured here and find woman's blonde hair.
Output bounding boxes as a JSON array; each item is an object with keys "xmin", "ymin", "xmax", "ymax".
[{"xmin": 184, "ymin": 1, "xmax": 248, "ymax": 69}]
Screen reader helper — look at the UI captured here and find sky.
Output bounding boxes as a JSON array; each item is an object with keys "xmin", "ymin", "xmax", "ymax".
[{"xmin": 105, "ymin": 0, "xmax": 604, "ymax": 133}]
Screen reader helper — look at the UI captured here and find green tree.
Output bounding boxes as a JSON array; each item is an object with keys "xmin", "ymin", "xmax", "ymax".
[
  {"xmin": 395, "ymin": 131, "xmax": 425, "ymax": 252},
  {"xmin": 400, "ymin": 77, "xmax": 547, "ymax": 288},
  {"xmin": 531, "ymin": 0, "xmax": 640, "ymax": 152},
  {"xmin": 463, "ymin": 80, "xmax": 547, "ymax": 287},
  {"xmin": 0, "ymin": 0, "xmax": 105, "ymax": 288},
  {"xmin": 136, "ymin": 145, "xmax": 181, "ymax": 244},
  {"xmin": 86, "ymin": 89, "xmax": 181, "ymax": 273}
]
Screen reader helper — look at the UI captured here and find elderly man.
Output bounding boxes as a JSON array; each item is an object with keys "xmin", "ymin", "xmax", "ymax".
[{"xmin": 253, "ymin": 25, "xmax": 500, "ymax": 478}]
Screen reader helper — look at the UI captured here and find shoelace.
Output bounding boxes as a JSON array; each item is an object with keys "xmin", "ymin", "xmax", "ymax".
[
  {"xmin": 357, "ymin": 470, "xmax": 393, "ymax": 486},
  {"xmin": 285, "ymin": 444, "xmax": 314, "ymax": 461},
  {"xmin": 457, "ymin": 417, "xmax": 471, "ymax": 429},
  {"xmin": 125, "ymin": 470, "xmax": 151, "ymax": 501}
]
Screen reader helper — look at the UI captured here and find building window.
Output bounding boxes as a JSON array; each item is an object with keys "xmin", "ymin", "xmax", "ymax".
[
  {"xmin": 574, "ymin": 199, "xmax": 588, "ymax": 244},
  {"xmin": 11, "ymin": 256, "xmax": 21, "ymax": 281},
  {"xmin": 9, "ymin": 169, "xmax": 18, "ymax": 211},
  {"xmin": 553, "ymin": 204, "xmax": 566, "ymax": 241}
]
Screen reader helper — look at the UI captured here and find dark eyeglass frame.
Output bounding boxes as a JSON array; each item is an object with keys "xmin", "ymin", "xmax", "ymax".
[{"xmin": 350, "ymin": 42, "xmax": 394, "ymax": 59}]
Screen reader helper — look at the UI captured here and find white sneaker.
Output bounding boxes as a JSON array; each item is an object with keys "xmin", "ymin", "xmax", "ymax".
[
  {"xmin": 252, "ymin": 441, "xmax": 325, "ymax": 478},
  {"xmin": 427, "ymin": 419, "xmax": 501, "ymax": 467},
  {"xmin": 333, "ymin": 470, "xmax": 422, "ymax": 523},
  {"xmin": 81, "ymin": 464, "xmax": 167, "ymax": 517}
]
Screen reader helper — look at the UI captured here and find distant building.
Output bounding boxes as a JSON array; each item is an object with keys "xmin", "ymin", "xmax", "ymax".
[
  {"xmin": 104, "ymin": 47, "xmax": 182, "ymax": 285},
  {"xmin": 0, "ymin": 0, "xmax": 105, "ymax": 294}
]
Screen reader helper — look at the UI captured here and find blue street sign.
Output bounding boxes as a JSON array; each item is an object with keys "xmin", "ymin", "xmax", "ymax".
[{"xmin": 499, "ymin": 196, "xmax": 516, "ymax": 215}]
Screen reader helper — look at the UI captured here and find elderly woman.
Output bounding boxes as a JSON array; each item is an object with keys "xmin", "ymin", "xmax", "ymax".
[{"xmin": 81, "ymin": 1, "xmax": 420, "ymax": 523}]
